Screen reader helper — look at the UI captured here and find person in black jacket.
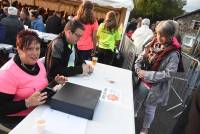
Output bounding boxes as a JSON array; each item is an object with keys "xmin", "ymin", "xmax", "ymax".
[
  {"xmin": 0, "ymin": 7, "xmax": 8, "ymax": 21},
  {"xmin": 45, "ymin": 20, "xmax": 93, "ymax": 82},
  {"xmin": 19, "ymin": 7, "xmax": 31, "ymax": 28},
  {"xmin": 45, "ymin": 11, "xmax": 62, "ymax": 34},
  {"xmin": 1, "ymin": 6, "xmax": 24, "ymax": 47},
  {"xmin": 172, "ymin": 86, "xmax": 200, "ymax": 134}
]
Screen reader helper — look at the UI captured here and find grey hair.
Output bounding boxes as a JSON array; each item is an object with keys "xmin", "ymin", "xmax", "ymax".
[
  {"xmin": 170, "ymin": 20, "xmax": 179, "ymax": 36},
  {"xmin": 142, "ymin": 18, "xmax": 150, "ymax": 26},
  {"xmin": 156, "ymin": 20, "xmax": 176, "ymax": 42}
]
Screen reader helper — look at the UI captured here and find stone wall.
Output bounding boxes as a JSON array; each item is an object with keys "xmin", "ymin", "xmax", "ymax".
[
  {"xmin": 176, "ymin": 11, "xmax": 200, "ymax": 58},
  {"xmin": 176, "ymin": 11, "xmax": 200, "ymax": 37}
]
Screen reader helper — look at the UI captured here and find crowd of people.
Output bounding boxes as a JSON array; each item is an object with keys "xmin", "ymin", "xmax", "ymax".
[
  {"xmin": 0, "ymin": 0, "xmax": 199, "ymax": 134},
  {"xmin": 0, "ymin": 0, "xmax": 120, "ymax": 64},
  {"xmin": 0, "ymin": 1, "xmax": 70, "ymax": 46}
]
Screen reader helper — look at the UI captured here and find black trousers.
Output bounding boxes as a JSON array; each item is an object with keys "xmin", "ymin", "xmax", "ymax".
[
  {"xmin": 97, "ymin": 48, "xmax": 114, "ymax": 65},
  {"xmin": 79, "ymin": 49, "xmax": 93, "ymax": 60}
]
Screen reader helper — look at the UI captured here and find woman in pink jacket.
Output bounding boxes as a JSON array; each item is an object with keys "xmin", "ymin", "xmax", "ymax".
[{"xmin": 0, "ymin": 30, "xmax": 66, "ymax": 129}]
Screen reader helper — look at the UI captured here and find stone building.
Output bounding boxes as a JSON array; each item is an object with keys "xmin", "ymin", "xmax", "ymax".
[{"xmin": 174, "ymin": 9, "xmax": 200, "ymax": 59}]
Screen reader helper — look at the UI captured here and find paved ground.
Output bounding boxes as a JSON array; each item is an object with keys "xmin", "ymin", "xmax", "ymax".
[{"xmin": 135, "ymin": 90, "xmax": 183, "ymax": 134}]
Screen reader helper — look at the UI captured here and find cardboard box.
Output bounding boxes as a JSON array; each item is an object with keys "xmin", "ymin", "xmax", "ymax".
[{"xmin": 50, "ymin": 82, "xmax": 101, "ymax": 120}]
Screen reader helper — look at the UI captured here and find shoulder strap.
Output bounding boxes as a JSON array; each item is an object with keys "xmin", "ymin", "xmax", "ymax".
[{"xmin": 176, "ymin": 49, "xmax": 184, "ymax": 72}]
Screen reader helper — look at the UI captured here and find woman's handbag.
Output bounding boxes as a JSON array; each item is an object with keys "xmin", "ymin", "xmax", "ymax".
[{"xmin": 112, "ymin": 50, "xmax": 124, "ymax": 67}]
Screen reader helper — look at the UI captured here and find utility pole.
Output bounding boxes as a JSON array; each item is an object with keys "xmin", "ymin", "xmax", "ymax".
[{"xmin": 9, "ymin": 0, "xmax": 12, "ymax": 6}]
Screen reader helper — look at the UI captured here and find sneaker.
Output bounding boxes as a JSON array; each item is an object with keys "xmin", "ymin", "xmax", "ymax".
[{"xmin": 139, "ymin": 128, "xmax": 148, "ymax": 134}]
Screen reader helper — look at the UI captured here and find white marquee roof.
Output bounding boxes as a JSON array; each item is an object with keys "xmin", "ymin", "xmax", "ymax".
[{"xmin": 89, "ymin": 0, "xmax": 134, "ymax": 11}]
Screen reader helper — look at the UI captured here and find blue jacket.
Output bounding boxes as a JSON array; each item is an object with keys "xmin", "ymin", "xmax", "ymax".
[{"xmin": 31, "ymin": 18, "xmax": 45, "ymax": 32}]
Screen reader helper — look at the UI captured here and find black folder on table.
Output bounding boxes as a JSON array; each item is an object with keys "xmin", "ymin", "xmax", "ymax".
[{"xmin": 50, "ymin": 82, "xmax": 101, "ymax": 120}]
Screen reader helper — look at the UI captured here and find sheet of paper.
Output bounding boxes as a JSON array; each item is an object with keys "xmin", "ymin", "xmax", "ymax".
[
  {"xmin": 100, "ymin": 88, "xmax": 121, "ymax": 104},
  {"xmin": 41, "ymin": 108, "xmax": 88, "ymax": 134}
]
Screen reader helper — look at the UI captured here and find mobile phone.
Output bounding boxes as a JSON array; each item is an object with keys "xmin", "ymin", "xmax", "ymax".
[{"xmin": 40, "ymin": 87, "xmax": 56, "ymax": 99}]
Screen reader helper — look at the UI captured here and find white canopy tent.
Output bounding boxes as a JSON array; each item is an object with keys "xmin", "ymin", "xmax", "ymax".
[{"xmin": 91, "ymin": 0, "xmax": 134, "ymax": 10}]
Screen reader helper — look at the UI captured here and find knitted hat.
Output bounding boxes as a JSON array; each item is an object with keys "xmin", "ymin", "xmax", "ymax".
[{"xmin": 8, "ymin": 6, "xmax": 18, "ymax": 16}]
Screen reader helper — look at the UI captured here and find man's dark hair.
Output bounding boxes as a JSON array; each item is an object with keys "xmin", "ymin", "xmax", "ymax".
[
  {"xmin": 30, "ymin": 10, "xmax": 39, "ymax": 18},
  {"xmin": 21, "ymin": 7, "xmax": 29, "ymax": 16},
  {"xmin": 68, "ymin": 20, "xmax": 85, "ymax": 33}
]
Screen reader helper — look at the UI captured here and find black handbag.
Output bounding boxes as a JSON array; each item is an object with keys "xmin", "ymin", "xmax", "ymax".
[{"xmin": 112, "ymin": 51, "xmax": 124, "ymax": 67}]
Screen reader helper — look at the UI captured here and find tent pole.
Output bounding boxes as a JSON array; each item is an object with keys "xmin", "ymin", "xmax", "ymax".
[{"xmin": 10, "ymin": 0, "xmax": 12, "ymax": 6}]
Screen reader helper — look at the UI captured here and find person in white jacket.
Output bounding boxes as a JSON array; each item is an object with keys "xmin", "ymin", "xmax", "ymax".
[{"xmin": 131, "ymin": 18, "xmax": 154, "ymax": 55}]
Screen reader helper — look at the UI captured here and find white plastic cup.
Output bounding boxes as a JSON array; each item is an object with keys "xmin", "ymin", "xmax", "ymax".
[
  {"xmin": 24, "ymin": 25, "xmax": 28, "ymax": 30},
  {"xmin": 92, "ymin": 57, "xmax": 98, "ymax": 66},
  {"xmin": 35, "ymin": 119, "xmax": 46, "ymax": 134}
]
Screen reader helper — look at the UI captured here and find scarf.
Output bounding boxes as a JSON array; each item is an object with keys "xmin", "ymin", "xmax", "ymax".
[
  {"xmin": 144, "ymin": 37, "xmax": 181, "ymax": 71},
  {"xmin": 141, "ymin": 37, "xmax": 183, "ymax": 89}
]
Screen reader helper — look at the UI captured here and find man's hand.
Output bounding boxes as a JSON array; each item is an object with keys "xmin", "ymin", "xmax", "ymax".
[{"xmin": 55, "ymin": 74, "xmax": 67, "ymax": 84}]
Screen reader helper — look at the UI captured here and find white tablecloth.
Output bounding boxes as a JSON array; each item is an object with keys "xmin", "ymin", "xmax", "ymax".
[{"xmin": 9, "ymin": 62, "xmax": 135, "ymax": 134}]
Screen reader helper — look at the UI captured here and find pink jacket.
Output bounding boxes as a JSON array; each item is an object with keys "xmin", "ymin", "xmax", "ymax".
[{"xmin": 0, "ymin": 59, "xmax": 48, "ymax": 116}]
